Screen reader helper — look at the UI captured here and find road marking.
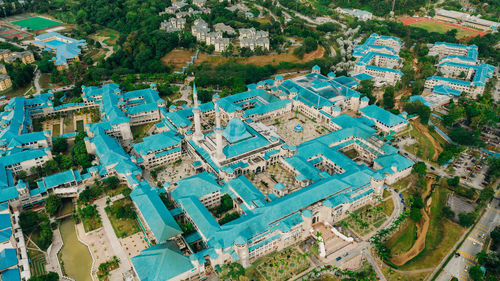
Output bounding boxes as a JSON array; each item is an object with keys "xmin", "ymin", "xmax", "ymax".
[
  {"xmin": 475, "ymin": 224, "xmax": 488, "ymax": 231},
  {"xmin": 467, "ymin": 237, "xmax": 484, "ymax": 246},
  {"xmin": 457, "ymin": 250, "xmax": 477, "ymax": 262}
]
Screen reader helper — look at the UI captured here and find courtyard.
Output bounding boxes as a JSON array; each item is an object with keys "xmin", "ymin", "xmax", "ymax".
[
  {"xmin": 340, "ymin": 202, "xmax": 391, "ymax": 238},
  {"xmin": 265, "ymin": 112, "xmax": 331, "ymax": 146},
  {"xmin": 247, "ymin": 162, "xmax": 300, "ymax": 196},
  {"xmin": 157, "ymin": 157, "xmax": 198, "ymax": 184},
  {"xmin": 243, "ymin": 247, "xmax": 312, "ymax": 281}
]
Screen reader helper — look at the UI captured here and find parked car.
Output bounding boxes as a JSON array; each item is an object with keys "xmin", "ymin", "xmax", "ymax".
[{"xmin": 336, "ymin": 257, "xmax": 342, "ymax": 261}]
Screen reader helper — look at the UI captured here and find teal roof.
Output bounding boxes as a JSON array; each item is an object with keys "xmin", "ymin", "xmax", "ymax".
[
  {"xmin": 360, "ymin": 105, "xmax": 408, "ymax": 127},
  {"xmin": 37, "ymin": 169, "xmax": 80, "ymax": 190},
  {"xmin": 227, "ymin": 176, "xmax": 266, "ymax": 208},
  {"xmin": 223, "ymin": 118, "xmax": 253, "ymax": 143},
  {"xmin": 133, "ymin": 131, "xmax": 182, "ymax": 156},
  {"xmin": 172, "ymin": 172, "xmax": 221, "ymax": 203},
  {"xmin": 0, "ymin": 248, "xmax": 17, "ymax": 270},
  {"xmin": 131, "ymin": 241, "xmax": 194, "ymax": 281},
  {"xmin": 130, "ymin": 185, "xmax": 182, "ymax": 243},
  {"xmin": 178, "ymin": 196, "xmax": 220, "ymax": 239},
  {"xmin": 375, "ymin": 153, "xmax": 414, "ymax": 172},
  {"xmin": 1, "ymin": 268, "xmax": 20, "ymax": 281}
]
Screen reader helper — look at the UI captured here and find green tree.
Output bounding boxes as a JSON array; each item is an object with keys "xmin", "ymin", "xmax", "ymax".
[
  {"xmin": 468, "ymin": 265, "xmax": 484, "ymax": 281},
  {"xmin": 104, "ymin": 176, "xmax": 120, "ymax": 190},
  {"xmin": 458, "ymin": 212, "xmax": 476, "ymax": 227},
  {"xmin": 28, "ymin": 272, "xmax": 59, "ymax": 281},
  {"xmin": 19, "ymin": 211, "xmax": 40, "ymax": 233},
  {"xmin": 447, "ymin": 176, "xmax": 460, "ymax": 187},
  {"xmin": 383, "ymin": 86, "xmax": 395, "ymax": 109},
  {"xmin": 442, "ymin": 206, "xmax": 455, "ymax": 220},
  {"xmin": 303, "ymin": 37, "xmax": 318, "ymax": 53},
  {"xmin": 45, "ymin": 194, "xmax": 62, "ymax": 216},
  {"xmin": 409, "ymin": 208, "xmax": 422, "ymax": 222},
  {"xmin": 412, "ymin": 162, "xmax": 427, "ymax": 175},
  {"xmin": 52, "ymin": 138, "xmax": 68, "ymax": 154}
]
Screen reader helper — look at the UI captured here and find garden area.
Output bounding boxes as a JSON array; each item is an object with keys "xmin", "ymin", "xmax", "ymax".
[
  {"xmin": 27, "ymin": 244, "xmax": 47, "ymax": 277},
  {"xmin": 97, "ymin": 256, "xmax": 120, "ymax": 281},
  {"xmin": 340, "ymin": 202, "xmax": 391, "ymax": 237},
  {"xmin": 404, "ymin": 125, "xmax": 437, "ymax": 162},
  {"xmin": 131, "ymin": 122, "xmax": 154, "ymax": 142},
  {"xmin": 223, "ymin": 247, "xmax": 311, "ymax": 281},
  {"xmin": 105, "ymin": 198, "xmax": 140, "ymax": 238},
  {"xmin": 77, "ymin": 204, "xmax": 102, "ymax": 232}
]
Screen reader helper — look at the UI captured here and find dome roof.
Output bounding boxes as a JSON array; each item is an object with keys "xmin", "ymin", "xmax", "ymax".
[{"xmin": 222, "ymin": 118, "xmax": 252, "ymax": 143}]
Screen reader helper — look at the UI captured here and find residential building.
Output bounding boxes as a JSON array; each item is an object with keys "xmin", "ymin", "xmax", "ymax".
[{"xmin": 335, "ymin": 8, "xmax": 373, "ymax": 21}]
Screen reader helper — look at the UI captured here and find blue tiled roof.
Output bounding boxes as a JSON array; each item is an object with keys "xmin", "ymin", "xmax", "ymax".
[
  {"xmin": 130, "ymin": 184, "xmax": 182, "ymax": 243},
  {"xmin": 133, "ymin": 131, "xmax": 181, "ymax": 156},
  {"xmin": 0, "ymin": 248, "xmax": 17, "ymax": 270},
  {"xmin": 172, "ymin": 172, "xmax": 221, "ymax": 203},
  {"xmin": 227, "ymin": 176, "xmax": 266, "ymax": 208},
  {"xmin": 131, "ymin": 241, "xmax": 194, "ymax": 281},
  {"xmin": 360, "ymin": 105, "xmax": 408, "ymax": 127},
  {"xmin": 432, "ymin": 84, "xmax": 461, "ymax": 96}
]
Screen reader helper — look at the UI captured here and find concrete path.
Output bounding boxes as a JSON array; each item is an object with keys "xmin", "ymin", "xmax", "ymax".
[
  {"xmin": 34, "ymin": 69, "xmax": 42, "ymax": 95},
  {"xmin": 45, "ymin": 228, "xmax": 64, "ymax": 277},
  {"xmin": 95, "ymin": 197, "xmax": 133, "ymax": 277},
  {"xmin": 172, "ymin": 85, "xmax": 192, "ymax": 106}
]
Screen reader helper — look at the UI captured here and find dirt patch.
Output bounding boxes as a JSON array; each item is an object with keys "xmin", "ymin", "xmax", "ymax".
[
  {"xmin": 161, "ymin": 46, "xmax": 325, "ymax": 69},
  {"xmin": 390, "ymin": 179, "xmax": 434, "ymax": 266},
  {"xmin": 413, "ymin": 121, "xmax": 443, "ymax": 161}
]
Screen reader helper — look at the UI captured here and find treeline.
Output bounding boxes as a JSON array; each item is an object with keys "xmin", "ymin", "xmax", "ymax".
[
  {"xmin": 192, "ymin": 56, "xmax": 342, "ymax": 94},
  {"xmin": 0, "ymin": 0, "xmax": 54, "ymax": 17},
  {"xmin": 336, "ymin": 0, "xmax": 436, "ymax": 17}
]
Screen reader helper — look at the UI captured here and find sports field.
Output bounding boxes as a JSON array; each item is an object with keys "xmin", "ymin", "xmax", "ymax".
[
  {"xmin": 401, "ymin": 17, "xmax": 486, "ymax": 39},
  {"xmin": 11, "ymin": 16, "xmax": 62, "ymax": 31}
]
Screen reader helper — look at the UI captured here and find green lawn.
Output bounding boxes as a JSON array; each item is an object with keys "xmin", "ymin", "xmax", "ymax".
[
  {"xmin": 28, "ymin": 248, "xmax": 47, "ymax": 276},
  {"xmin": 131, "ymin": 123, "xmax": 154, "ymax": 142},
  {"xmin": 243, "ymin": 247, "xmax": 310, "ymax": 281},
  {"xmin": 342, "ymin": 203, "xmax": 390, "ymax": 237},
  {"xmin": 398, "ymin": 187, "xmax": 465, "ymax": 270},
  {"xmin": 76, "ymin": 120, "xmax": 84, "ymax": 132},
  {"xmin": 105, "ymin": 199, "xmax": 140, "ymax": 238},
  {"xmin": 52, "ymin": 123, "xmax": 61, "ymax": 137},
  {"xmin": 405, "ymin": 126, "xmax": 435, "ymax": 161},
  {"xmin": 384, "ymin": 221, "xmax": 417, "ymax": 256},
  {"xmin": 410, "ymin": 21, "xmax": 477, "ymax": 38},
  {"xmin": 12, "ymin": 16, "xmax": 62, "ymax": 31}
]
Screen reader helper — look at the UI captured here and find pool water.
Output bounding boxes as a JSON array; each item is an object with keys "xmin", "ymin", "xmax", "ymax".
[{"xmin": 59, "ymin": 219, "xmax": 92, "ymax": 281}]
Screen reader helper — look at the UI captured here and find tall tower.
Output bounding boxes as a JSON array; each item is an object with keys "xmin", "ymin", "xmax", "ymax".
[
  {"xmin": 214, "ymin": 104, "xmax": 225, "ymax": 162},
  {"xmin": 192, "ymin": 83, "xmax": 203, "ymax": 142}
]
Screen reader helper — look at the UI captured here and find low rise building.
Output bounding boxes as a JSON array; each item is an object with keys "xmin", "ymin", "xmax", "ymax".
[
  {"xmin": 435, "ymin": 8, "xmax": 499, "ymax": 31},
  {"xmin": 335, "ymin": 8, "xmax": 373, "ymax": 21}
]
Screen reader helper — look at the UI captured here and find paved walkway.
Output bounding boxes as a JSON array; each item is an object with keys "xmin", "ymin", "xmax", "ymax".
[
  {"xmin": 95, "ymin": 197, "xmax": 133, "ymax": 278},
  {"xmin": 45, "ymin": 228, "xmax": 64, "ymax": 277}
]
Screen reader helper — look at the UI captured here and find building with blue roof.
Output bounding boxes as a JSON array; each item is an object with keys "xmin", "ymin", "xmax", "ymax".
[
  {"xmin": 426, "ymin": 42, "xmax": 494, "ymax": 98},
  {"xmin": 32, "ymin": 32, "xmax": 86, "ymax": 70},
  {"xmin": 132, "ymin": 130, "xmax": 183, "ymax": 168},
  {"xmin": 352, "ymin": 34, "xmax": 403, "ymax": 86},
  {"xmin": 359, "ymin": 105, "xmax": 408, "ymax": 133}
]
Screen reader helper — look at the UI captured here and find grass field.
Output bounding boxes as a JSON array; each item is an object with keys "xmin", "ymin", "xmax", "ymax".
[
  {"xmin": 28, "ymin": 247, "xmax": 47, "ymax": 276},
  {"xmin": 131, "ymin": 123, "xmax": 154, "ymax": 142},
  {"xmin": 409, "ymin": 21, "xmax": 477, "ymax": 39},
  {"xmin": 161, "ymin": 45, "xmax": 325, "ymax": 69},
  {"xmin": 405, "ymin": 126, "xmax": 435, "ymax": 161},
  {"xmin": 105, "ymin": 199, "xmax": 140, "ymax": 238},
  {"xmin": 398, "ymin": 186, "xmax": 465, "ymax": 270},
  {"xmin": 12, "ymin": 16, "xmax": 62, "ymax": 31},
  {"xmin": 52, "ymin": 123, "xmax": 61, "ymax": 137},
  {"xmin": 96, "ymin": 28, "xmax": 119, "ymax": 49},
  {"xmin": 385, "ymin": 221, "xmax": 417, "ymax": 256}
]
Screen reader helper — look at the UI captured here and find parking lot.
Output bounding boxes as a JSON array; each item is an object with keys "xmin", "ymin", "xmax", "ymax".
[{"xmin": 451, "ymin": 152, "xmax": 489, "ymax": 189}]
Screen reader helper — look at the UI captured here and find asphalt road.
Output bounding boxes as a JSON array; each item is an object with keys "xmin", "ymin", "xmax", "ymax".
[{"xmin": 436, "ymin": 196, "xmax": 500, "ymax": 281}]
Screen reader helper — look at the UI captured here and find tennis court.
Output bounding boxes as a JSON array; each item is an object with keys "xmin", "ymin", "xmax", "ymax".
[{"xmin": 11, "ymin": 16, "xmax": 62, "ymax": 31}]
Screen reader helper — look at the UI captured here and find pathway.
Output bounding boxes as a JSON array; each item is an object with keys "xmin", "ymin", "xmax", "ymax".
[
  {"xmin": 34, "ymin": 69, "xmax": 42, "ymax": 95},
  {"xmin": 45, "ymin": 228, "xmax": 64, "ymax": 277},
  {"xmin": 95, "ymin": 197, "xmax": 133, "ymax": 277},
  {"xmin": 362, "ymin": 189, "xmax": 403, "ymax": 241},
  {"xmin": 172, "ymin": 85, "xmax": 192, "ymax": 106}
]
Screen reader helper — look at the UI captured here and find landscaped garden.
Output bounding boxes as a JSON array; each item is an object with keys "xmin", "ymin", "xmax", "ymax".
[
  {"xmin": 131, "ymin": 122, "xmax": 154, "ymax": 142},
  {"xmin": 77, "ymin": 204, "xmax": 102, "ymax": 232},
  {"xmin": 105, "ymin": 198, "xmax": 140, "ymax": 238},
  {"xmin": 221, "ymin": 247, "xmax": 311, "ymax": 281},
  {"xmin": 341, "ymin": 202, "xmax": 390, "ymax": 237},
  {"xmin": 245, "ymin": 247, "xmax": 311, "ymax": 281}
]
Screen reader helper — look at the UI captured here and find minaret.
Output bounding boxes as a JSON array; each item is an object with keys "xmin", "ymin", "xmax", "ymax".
[
  {"xmin": 192, "ymin": 83, "xmax": 203, "ymax": 142},
  {"xmin": 214, "ymin": 104, "xmax": 225, "ymax": 162}
]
